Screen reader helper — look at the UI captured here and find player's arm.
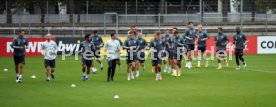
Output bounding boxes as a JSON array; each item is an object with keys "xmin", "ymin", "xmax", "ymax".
[
  {"xmin": 24, "ymin": 38, "xmax": 29, "ymax": 49},
  {"xmin": 201, "ymin": 32, "xmax": 209, "ymax": 41},
  {"xmin": 149, "ymin": 40, "xmax": 156, "ymax": 53},
  {"xmin": 79, "ymin": 43, "xmax": 83, "ymax": 56},
  {"xmin": 214, "ymin": 36, "xmax": 218, "ymax": 44},
  {"xmin": 104, "ymin": 41, "xmax": 108, "ymax": 53},
  {"xmin": 223, "ymin": 35, "xmax": 229, "ymax": 46},
  {"xmin": 11, "ymin": 38, "xmax": 22, "ymax": 49},
  {"xmin": 99, "ymin": 37, "xmax": 104, "ymax": 48},
  {"xmin": 122, "ymin": 40, "xmax": 130, "ymax": 49}
]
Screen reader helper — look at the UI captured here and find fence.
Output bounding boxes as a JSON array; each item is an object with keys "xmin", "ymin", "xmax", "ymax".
[{"xmin": 0, "ymin": 0, "xmax": 275, "ymax": 37}]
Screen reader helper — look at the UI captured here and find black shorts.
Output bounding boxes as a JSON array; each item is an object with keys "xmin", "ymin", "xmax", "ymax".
[
  {"xmin": 152, "ymin": 58, "xmax": 162, "ymax": 66},
  {"xmin": 82, "ymin": 58, "xmax": 92, "ymax": 67},
  {"xmin": 172, "ymin": 53, "xmax": 182, "ymax": 61},
  {"xmin": 162, "ymin": 50, "xmax": 172, "ymax": 58},
  {"xmin": 187, "ymin": 44, "xmax": 195, "ymax": 51},
  {"xmin": 235, "ymin": 49, "xmax": 244, "ymax": 56},
  {"xmin": 13, "ymin": 55, "xmax": 25, "ymax": 65},
  {"xmin": 137, "ymin": 52, "xmax": 145, "ymax": 63},
  {"xmin": 198, "ymin": 46, "xmax": 206, "ymax": 53},
  {"xmin": 126, "ymin": 55, "xmax": 137, "ymax": 64},
  {"xmin": 93, "ymin": 49, "xmax": 101, "ymax": 59},
  {"xmin": 44, "ymin": 59, "xmax": 56, "ymax": 68},
  {"xmin": 115, "ymin": 58, "xmax": 120, "ymax": 62}
]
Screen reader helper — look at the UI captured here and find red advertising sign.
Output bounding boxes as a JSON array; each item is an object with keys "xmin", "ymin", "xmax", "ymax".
[{"xmin": 0, "ymin": 38, "xmax": 47, "ymax": 56}]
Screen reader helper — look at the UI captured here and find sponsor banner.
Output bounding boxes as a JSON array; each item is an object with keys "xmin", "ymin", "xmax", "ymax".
[
  {"xmin": 257, "ymin": 36, "xmax": 276, "ymax": 54},
  {"xmin": 0, "ymin": 36, "xmax": 258, "ymax": 56},
  {"xmin": 0, "ymin": 38, "xmax": 48, "ymax": 56},
  {"xmin": 194, "ymin": 36, "xmax": 257, "ymax": 54}
]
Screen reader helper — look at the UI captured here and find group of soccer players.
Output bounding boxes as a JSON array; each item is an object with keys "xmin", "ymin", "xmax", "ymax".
[{"xmin": 11, "ymin": 22, "xmax": 248, "ymax": 83}]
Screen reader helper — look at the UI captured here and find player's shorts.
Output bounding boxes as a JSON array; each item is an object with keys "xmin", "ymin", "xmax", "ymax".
[
  {"xmin": 44, "ymin": 59, "xmax": 56, "ymax": 68},
  {"xmin": 137, "ymin": 52, "xmax": 145, "ymax": 63},
  {"xmin": 93, "ymin": 49, "xmax": 101, "ymax": 59},
  {"xmin": 126, "ymin": 55, "xmax": 137, "ymax": 64},
  {"xmin": 82, "ymin": 58, "xmax": 92, "ymax": 67},
  {"xmin": 115, "ymin": 58, "xmax": 120, "ymax": 62},
  {"xmin": 13, "ymin": 55, "xmax": 25, "ymax": 65},
  {"xmin": 235, "ymin": 49, "xmax": 244, "ymax": 56},
  {"xmin": 187, "ymin": 44, "xmax": 195, "ymax": 51},
  {"xmin": 152, "ymin": 57, "xmax": 162, "ymax": 66},
  {"xmin": 172, "ymin": 53, "xmax": 182, "ymax": 61},
  {"xmin": 198, "ymin": 46, "xmax": 206, "ymax": 53},
  {"xmin": 162, "ymin": 49, "xmax": 172, "ymax": 59}
]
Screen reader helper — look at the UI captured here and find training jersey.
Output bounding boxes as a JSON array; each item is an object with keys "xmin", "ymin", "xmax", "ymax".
[
  {"xmin": 214, "ymin": 33, "xmax": 229, "ymax": 50},
  {"xmin": 91, "ymin": 35, "xmax": 103, "ymax": 50},
  {"xmin": 197, "ymin": 31, "xmax": 209, "ymax": 47},
  {"xmin": 104, "ymin": 40, "xmax": 121, "ymax": 60},
  {"xmin": 150, "ymin": 38, "xmax": 165, "ymax": 57},
  {"xmin": 123, "ymin": 38, "xmax": 139, "ymax": 57},
  {"xmin": 11, "ymin": 37, "xmax": 29, "ymax": 56},
  {"xmin": 41, "ymin": 40, "xmax": 58, "ymax": 60},
  {"xmin": 172, "ymin": 36, "xmax": 185, "ymax": 54},
  {"xmin": 183, "ymin": 28, "xmax": 197, "ymax": 44},
  {"xmin": 162, "ymin": 34, "xmax": 173, "ymax": 50},
  {"xmin": 79, "ymin": 41, "xmax": 95, "ymax": 59},
  {"xmin": 233, "ymin": 32, "xmax": 247, "ymax": 49},
  {"xmin": 137, "ymin": 38, "xmax": 147, "ymax": 51}
]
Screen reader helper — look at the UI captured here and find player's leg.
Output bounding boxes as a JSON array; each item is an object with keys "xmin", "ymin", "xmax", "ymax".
[
  {"xmin": 217, "ymin": 51, "xmax": 222, "ymax": 69},
  {"xmin": 107, "ymin": 59, "xmax": 112, "ymax": 81},
  {"xmin": 111, "ymin": 59, "xmax": 117, "ymax": 81},
  {"xmin": 203, "ymin": 48, "xmax": 209, "ymax": 67},
  {"xmin": 82, "ymin": 58, "xmax": 88, "ymax": 81},
  {"xmin": 238, "ymin": 49, "xmax": 246, "ymax": 67},
  {"xmin": 44, "ymin": 59, "xmax": 51, "ymax": 82},
  {"xmin": 235, "ymin": 50, "xmax": 240, "ymax": 69},
  {"xmin": 135, "ymin": 60, "xmax": 140, "ymax": 77},
  {"xmin": 157, "ymin": 61, "xmax": 162, "ymax": 80},
  {"xmin": 18, "ymin": 55, "xmax": 25, "ymax": 83},
  {"xmin": 197, "ymin": 49, "xmax": 202, "ymax": 68},
  {"xmin": 50, "ymin": 59, "xmax": 56, "ymax": 79},
  {"xmin": 13, "ymin": 55, "xmax": 20, "ymax": 82},
  {"xmin": 96, "ymin": 50, "xmax": 103, "ymax": 70},
  {"xmin": 127, "ymin": 62, "xmax": 131, "ymax": 80},
  {"xmin": 116, "ymin": 59, "xmax": 122, "ymax": 70},
  {"xmin": 131, "ymin": 61, "xmax": 136, "ymax": 80},
  {"xmin": 86, "ymin": 60, "xmax": 92, "ymax": 80}
]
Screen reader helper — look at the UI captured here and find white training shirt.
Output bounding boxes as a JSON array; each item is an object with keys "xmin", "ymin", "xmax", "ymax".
[
  {"xmin": 104, "ymin": 39, "xmax": 120, "ymax": 60},
  {"xmin": 41, "ymin": 40, "xmax": 58, "ymax": 60}
]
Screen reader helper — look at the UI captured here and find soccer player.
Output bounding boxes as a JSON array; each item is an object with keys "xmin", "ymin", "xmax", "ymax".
[
  {"xmin": 123, "ymin": 31, "xmax": 139, "ymax": 80},
  {"xmin": 104, "ymin": 33, "xmax": 121, "ymax": 82},
  {"xmin": 115, "ymin": 34, "xmax": 123, "ymax": 70},
  {"xmin": 162, "ymin": 29, "xmax": 173, "ymax": 73},
  {"xmin": 79, "ymin": 34, "xmax": 95, "ymax": 81},
  {"xmin": 214, "ymin": 27, "xmax": 229, "ymax": 69},
  {"xmin": 136, "ymin": 33, "xmax": 147, "ymax": 76},
  {"xmin": 233, "ymin": 27, "xmax": 247, "ymax": 70},
  {"xmin": 183, "ymin": 22, "xmax": 197, "ymax": 69},
  {"xmin": 150, "ymin": 32, "xmax": 165, "ymax": 80},
  {"xmin": 91, "ymin": 30, "xmax": 104, "ymax": 72},
  {"xmin": 11, "ymin": 30, "xmax": 28, "ymax": 83},
  {"xmin": 196, "ymin": 24, "xmax": 209, "ymax": 68},
  {"xmin": 171, "ymin": 31, "xmax": 185, "ymax": 77},
  {"xmin": 41, "ymin": 34, "xmax": 58, "ymax": 82}
]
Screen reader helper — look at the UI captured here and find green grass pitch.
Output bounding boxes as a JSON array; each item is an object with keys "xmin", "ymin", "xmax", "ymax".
[{"xmin": 0, "ymin": 54, "xmax": 276, "ymax": 107}]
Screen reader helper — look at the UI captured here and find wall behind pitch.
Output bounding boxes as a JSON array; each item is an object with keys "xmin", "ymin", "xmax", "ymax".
[{"xmin": 257, "ymin": 36, "xmax": 276, "ymax": 54}]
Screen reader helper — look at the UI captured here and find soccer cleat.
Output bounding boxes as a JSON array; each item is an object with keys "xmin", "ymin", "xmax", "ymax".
[
  {"xmin": 82, "ymin": 76, "xmax": 86, "ymax": 81},
  {"xmin": 50, "ymin": 73, "xmax": 55, "ymax": 79},
  {"xmin": 225, "ymin": 61, "xmax": 229, "ymax": 67},
  {"xmin": 156, "ymin": 74, "xmax": 159, "ymax": 81},
  {"xmin": 243, "ymin": 62, "xmax": 247, "ymax": 67},
  {"xmin": 217, "ymin": 64, "xmax": 222, "ymax": 69},
  {"xmin": 172, "ymin": 69, "xmax": 176, "ymax": 77},
  {"xmin": 177, "ymin": 70, "xmax": 181, "ymax": 77},
  {"xmin": 197, "ymin": 64, "xmax": 201, "ymax": 68},
  {"xmin": 136, "ymin": 71, "xmax": 140, "ymax": 77},
  {"xmin": 127, "ymin": 73, "xmax": 131, "ymax": 81},
  {"xmin": 236, "ymin": 66, "xmax": 240, "ymax": 70},
  {"xmin": 159, "ymin": 74, "xmax": 163, "ymax": 80},
  {"xmin": 205, "ymin": 61, "xmax": 209, "ymax": 68},
  {"xmin": 131, "ymin": 72, "xmax": 134, "ymax": 80},
  {"xmin": 100, "ymin": 64, "xmax": 103, "ymax": 70}
]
